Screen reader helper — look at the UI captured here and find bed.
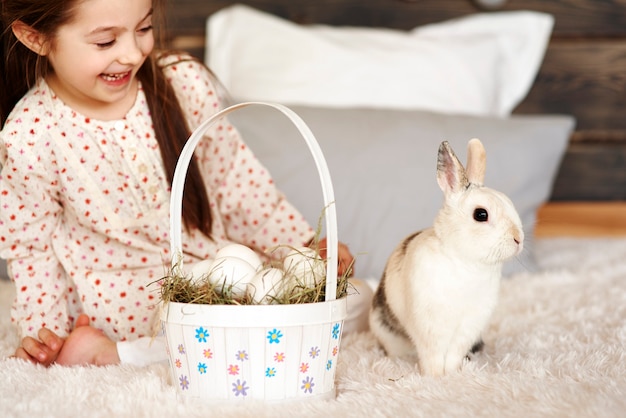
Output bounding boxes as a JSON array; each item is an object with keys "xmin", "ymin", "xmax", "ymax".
[
  {"xmin": 163, "ymin": 0, "xmax": 626, "ymax": 235},
  {"xmin": 1, "ymin": 1, "xmax": 625, "ymax": 416}
]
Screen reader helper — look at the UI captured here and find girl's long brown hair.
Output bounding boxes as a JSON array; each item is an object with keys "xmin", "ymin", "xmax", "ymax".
[{"xmin": 1, "ymin": 0, "xmax": 212, "ymax": 237}]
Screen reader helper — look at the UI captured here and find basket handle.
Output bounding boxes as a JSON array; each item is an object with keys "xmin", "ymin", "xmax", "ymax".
[{"xmin": 169, "ymin": 102, "xmax": 339, "ymax": 302}]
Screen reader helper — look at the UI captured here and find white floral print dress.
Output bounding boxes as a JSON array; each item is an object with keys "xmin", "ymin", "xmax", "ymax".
[{"xmin": 0, "ymin": 54, "xmax": 313, "ymax": 342}]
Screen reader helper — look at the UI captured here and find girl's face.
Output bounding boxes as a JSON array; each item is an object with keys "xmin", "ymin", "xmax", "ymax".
[{"xmin": 46, "ymin": 0, "xmax": 154, "ymax": 119}]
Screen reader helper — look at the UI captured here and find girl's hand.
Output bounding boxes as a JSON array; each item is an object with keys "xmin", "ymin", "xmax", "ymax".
[
  {"xmin": 13, "ymin": 314, "xmax": 120, "ymax": 367},
  {"xmin": 312, "ymin": 237, "xmax": 355, "ymax": 278},
  {"xmin": 13, "ymin": 327, "xmax": 64, "ymax": 367}
]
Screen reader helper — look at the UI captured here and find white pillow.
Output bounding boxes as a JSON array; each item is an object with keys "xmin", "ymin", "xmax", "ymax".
[
  {"xmin": 206, "ymin": 5, "xmax": 553, "ymax": 117},
  {"xmin": 228, "ymin": 105, "xmax": 574, "ymax": 280}
]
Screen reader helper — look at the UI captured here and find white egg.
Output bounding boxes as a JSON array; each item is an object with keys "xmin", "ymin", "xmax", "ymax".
[
  {"xmin": 208, "ymin": 256, "xmax": 258, "ymax": 298},
  {"xmin": 215, "ymin": 244, "xmax": 263, "ymax": 270},
  {"xmin": 188, "ymin": 259, "xmax": 215, "ymax": 282},
  {"xmin": 246, "ymin": 268, "xmax": 287, "ymax": 304},
  {"xmin": 283, "ymin": 247, "xmax": 326, "ymax": 288}
]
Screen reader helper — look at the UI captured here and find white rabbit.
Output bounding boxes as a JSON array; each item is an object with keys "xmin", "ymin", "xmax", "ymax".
[{"xmin": 369, "ymin": 138, "xmax": 524, "ymax": 376}]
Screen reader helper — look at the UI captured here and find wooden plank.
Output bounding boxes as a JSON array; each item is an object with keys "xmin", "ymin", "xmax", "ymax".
[
  {"xmin": 497, "ymin": 0, "xmax": 626, "ymax": 36},
  {"xmin": 550, "ymin": 143, "xmax": 626, "ymax": 201},
  {"xmin": 163, "ymin": 0, "xmax": 626, "ymax": 39},
  {"xmin": 514, "ymin": 40, "xmax": 626, "ymax": 132},
  {"xmin": 535, "ymin": 201, "xmax": 626, "ymax": 237}
]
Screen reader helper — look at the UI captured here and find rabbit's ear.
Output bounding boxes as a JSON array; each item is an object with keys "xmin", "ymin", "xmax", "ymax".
[
  {"xmin": 465, "ymin": 138, "xmax": 486, "ymax": 186},
  {"xmin": 437, "ymin": 141, "xmax": 469, "ymax": 195}
]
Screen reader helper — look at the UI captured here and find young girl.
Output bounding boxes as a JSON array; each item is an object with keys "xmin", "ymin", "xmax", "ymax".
[{"xmin": 0, "ymin": 0, "xmax": 371, "ymax": 367}]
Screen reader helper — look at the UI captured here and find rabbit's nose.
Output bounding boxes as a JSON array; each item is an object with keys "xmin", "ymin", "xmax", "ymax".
[{"xmin": 513, "ymin": 234, "xmax": 524, "ymax": 254}]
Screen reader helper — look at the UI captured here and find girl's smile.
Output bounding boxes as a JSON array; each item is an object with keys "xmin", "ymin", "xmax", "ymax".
[
  {"xmin": 100, "ymin": 71, "xmax": 133, "ymax": 86},
  {"xmin": 101, "ymin": 71, "xmax": 131, "ymax": 82}
]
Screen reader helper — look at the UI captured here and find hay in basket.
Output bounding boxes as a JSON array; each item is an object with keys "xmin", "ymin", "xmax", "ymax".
[{"xmin": 159, "ymin": 102, "xmax": 349, "ymax": 403}]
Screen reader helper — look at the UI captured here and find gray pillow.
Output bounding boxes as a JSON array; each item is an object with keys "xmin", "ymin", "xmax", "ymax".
[
  {"xmin": 229, "ymin": 105, "xmax": 574, "ymax": 280},
  {"xmin": 0, "ymin": 258, "xmax": 7, "ymax": 280}
]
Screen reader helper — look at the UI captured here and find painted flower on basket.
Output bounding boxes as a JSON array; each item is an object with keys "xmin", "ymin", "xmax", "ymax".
[
  {"xmin": 198, "ymin": 362, "xmax": 207, "ymax": 374},
  {"xmin": 309, "ymin": 346, "xmax": 320, "ymax": 359},
  {"xmin": 236, "ymin": 350, "xmax": 248, "ymax": 361},
  {"xmin": 301, "ymin": 376, "xmax": 315, "ymax": 394},
  {"xmin": 326, "ymin": 360, "xmax": 333, "ymax": 371},
  {"xmin": 195, "ymin": 327, "xmax": 209, "ymax": 343},
  {"xmin": 175, "ymin": 359, "xmax": 182, "ymax": 368},
  {"xmin": 265, "ymin": 367, "xmax": 277, "ymax": 378},
  {"xmin": 179, "ymin": 375, "xmax": 189, "ymax": 390},
  {"xmin": 300, "ymin": 363, "xmax": 309, "ymax": 373},
  {"xmin": 332, "ymin": 323, "xmax": 341, "ymax": 339},
  {"xmin": 232, "ymin": 379, "xmax": 249, "ymax": 397},
  {"xmin": 228, "ymin": 364, "xmax": 240, "ymax": 376},
  {"xmin": 332, "ymin": 346, "xmax": 338, "ymax": 356},
  {"xmin": 177, "ymin": 344, "xmax": 185, "ymax": 355},
  {"xmin": 203, "ymin": 348, "xmax": 213, "ymax": 359},
  {"xmin": 267, "ymin": 328, "xmax": 283, "ymax": 344},
  {"xmin": 274, "ymin": 352, "xmax": 285, "ymax": 362}
]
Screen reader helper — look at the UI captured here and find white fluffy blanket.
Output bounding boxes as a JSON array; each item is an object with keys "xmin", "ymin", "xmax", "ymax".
[{"xmin": 1, "ymin": 238, "xmax": 625, "ymax": 418}]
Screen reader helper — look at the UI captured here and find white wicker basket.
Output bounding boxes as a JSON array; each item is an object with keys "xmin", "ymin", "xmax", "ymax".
[{"xmin": 161, "ymin": 102, "xmax": 348, "ymax": 403}]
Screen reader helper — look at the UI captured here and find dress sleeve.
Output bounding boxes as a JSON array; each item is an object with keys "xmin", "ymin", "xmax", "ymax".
[
  {"xmin": 117, "ymin": 334, "xmax": 168, "ymax": 366},
  {"xmin": 0, "ymin": 119, "xmax": 72, "ymax": 339},
  {"xmin": 162, "ymin": 55, "xmax": 315, "ymax": 256}
]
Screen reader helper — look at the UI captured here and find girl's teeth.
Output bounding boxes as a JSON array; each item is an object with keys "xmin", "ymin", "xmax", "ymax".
[{"xmin": 102, "ymin": 73, "xmax": 125, "ymax": 81}]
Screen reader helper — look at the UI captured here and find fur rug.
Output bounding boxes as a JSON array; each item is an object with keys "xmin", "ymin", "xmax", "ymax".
[{"xmin": 1, "ymin": 238, "xmax": 625, "ymax": 418}]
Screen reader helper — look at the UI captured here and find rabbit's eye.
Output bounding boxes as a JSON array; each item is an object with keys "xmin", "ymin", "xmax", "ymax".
[{"xmin": 473, "ymin": 208, "xmax": 489, "ymax": 222}]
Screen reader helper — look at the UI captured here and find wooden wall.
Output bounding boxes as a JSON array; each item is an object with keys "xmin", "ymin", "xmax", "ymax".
[{"xmin": 163, "ymin": 0, "xmax": 626, "ymax": 201}]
